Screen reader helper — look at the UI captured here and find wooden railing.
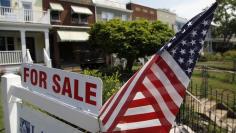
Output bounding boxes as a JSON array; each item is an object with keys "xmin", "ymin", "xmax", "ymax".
[
  {"xmin": 0, "ymin": 51, "xmax": 22, "ymax": 65},
  {"xmin": 43, "ymin": 48, "xmax": 52, "ymax": 68},
  {"xmin": 0, "ymin": 6, "xmax": 50, "ymax": 24}
]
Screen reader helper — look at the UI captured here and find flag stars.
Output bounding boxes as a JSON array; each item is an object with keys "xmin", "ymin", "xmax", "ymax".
[
  {"xmin": 181, "ymin": 40, "xmax": 187, "ymax": 46},
  {"xmin": 178, "ymin": 58, "xmax": 184, "ymax": 64},
  {"xmin": 190, "ymin": 40, "xmax": 196, "ymax": 45},
  {"xmin": 201, "ymin": 30, "xmax": 207, "ymax": 36},
  {"xmin": 186, "ymin": 68, "xmax": 192, "ymax": 74},
  {"xmin": 200, "ymin": 39, "xmax": 204, "ymax": 45},
  {"xmin": 189, "ymin": 49, "xmax": 195, "ymax": 55},
  {"xmin": 180, "ymin": 49, "xmax": 186, "ymax": 55},
  {"xmin": 203, "ymin": 20, "xmax": 209, "ymax": 26},
  {"xmin": 191, "ymin": 30, "xmax": 197, "ymax": 37},
  {"xmin": 188, "ymin": 58, "xmax": 193, "ymax": 64},
  {"xmin": 187, "ymin": 21, "xmax": 192, "ymax": 27},
  {"xmin": 171, "ymin": 49, "xmax": 177, "ymax": 55}
]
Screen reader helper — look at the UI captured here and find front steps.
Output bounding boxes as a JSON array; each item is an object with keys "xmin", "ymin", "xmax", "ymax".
[{"xmin": 186, "ymin": 96, "xmax": 236, "ymax": 132}]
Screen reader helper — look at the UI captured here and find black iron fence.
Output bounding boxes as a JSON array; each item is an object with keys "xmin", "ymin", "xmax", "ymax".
[{"xmin": 174, "ymin": 82, "xmax": 236, "ymax": 133}]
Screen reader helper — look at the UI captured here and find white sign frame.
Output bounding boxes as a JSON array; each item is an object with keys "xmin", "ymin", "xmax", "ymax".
[
  {"xmin": 1, "ymin": 73, "xmax": 100, "ymax": 133},
  {"xmin": 21, "ymin": 63, "xmax": 103, "ymax": 115}
]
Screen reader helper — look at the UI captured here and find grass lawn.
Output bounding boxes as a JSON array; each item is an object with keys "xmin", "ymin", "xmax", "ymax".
[
  {"xmin": 190, "ymin": 70, "xmax": 236, "ymax": 109},
  {"xmin": 197, "ymin": 61, "xmax": 234, "ymax": 71},
  {"xmin": 191, "ymin": 70, "xmax": 236, "ymax": 93}
]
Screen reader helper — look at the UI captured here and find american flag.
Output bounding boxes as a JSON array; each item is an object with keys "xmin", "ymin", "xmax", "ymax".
[{"xmin": 99, "ymin": 2, "xmax": 217, "ymax": 133}]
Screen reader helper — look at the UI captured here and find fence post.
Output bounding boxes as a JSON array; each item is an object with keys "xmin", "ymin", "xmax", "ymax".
[
  {"xmin": 200, "ymin": 65, "xmax": 208, "ymax": 98},
  {"xmin": 1, "ymin": 73, "xmax": 21, "ymax": 133}
]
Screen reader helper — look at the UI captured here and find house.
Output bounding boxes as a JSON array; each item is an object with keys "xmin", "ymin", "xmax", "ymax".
[
  {"xmin": 0, "ymin": 0, "xmax": 51, "ymax": 73},
  {"xmin": 126, "ymin": 2, "xmax": 157, "ymax": 21},
  {"xmin": 93, "ymin": 0, "xmax": 132, "ymax": 21},
  {"xmin": 156, "ymin": 9, "xmax": 176, "ymax": 32},
  {"xmin": 175, "ymin": 16, "xmax": 188, "ymax": 32},
  {"xmin": 92, "ymin": 0, "xmax": 132, "ymax": 66},
  {"xmin": 43, "ymin": 0, "xmax": 95, "ymax": 68}
]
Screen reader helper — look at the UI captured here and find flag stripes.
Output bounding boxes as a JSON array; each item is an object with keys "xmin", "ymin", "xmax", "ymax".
[
  {"xmin": 99, "ymin": 3, "xmax": 217, "ymax": 132},
  {"xmin": 100, "ymin": 52, "xmax": 188, "ymax": 132}
]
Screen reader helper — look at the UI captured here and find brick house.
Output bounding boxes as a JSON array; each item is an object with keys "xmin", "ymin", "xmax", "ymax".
[
  {"xmin": 43, "ymin": 0, "xmax": 96, "ymax": 68},
  {"xmin": 126, "ymin": 2, "xmax": 157, "ymax": 21}
]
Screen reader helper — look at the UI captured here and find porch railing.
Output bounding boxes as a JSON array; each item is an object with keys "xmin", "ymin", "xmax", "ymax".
[
  {"xmin": 25, "ymin": 49, "xmax": 33, "ymax": 64},
  {"xmin": 0, "ymin": 6, "xmax": 50, "ymax": 24},
  {"xmin": 43, "ymin": 48, "xmax": 52, "ymax": 68},
  {"xmin": 0, "ymin": 51, "xmax": 22, "ymax": 65}
]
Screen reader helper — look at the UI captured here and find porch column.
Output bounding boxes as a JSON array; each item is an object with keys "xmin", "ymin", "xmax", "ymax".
[
  {"xmin": 44, "ymin": 30, "xmax": 50, "ymax": 57},
  {"xmin": 20, "ymin": 30, "xmax": 27, "ymax": 62}
]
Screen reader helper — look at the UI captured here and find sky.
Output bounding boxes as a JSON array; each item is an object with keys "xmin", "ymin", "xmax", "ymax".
[{"xmin": 121, "ymin": 0, "xmax": 216, "ymax": 19}]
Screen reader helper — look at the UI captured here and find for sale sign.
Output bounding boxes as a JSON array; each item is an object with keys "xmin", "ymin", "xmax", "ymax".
[{"xmin": 21, "ymin": 63, "xmax": 102, "ymax": 115}]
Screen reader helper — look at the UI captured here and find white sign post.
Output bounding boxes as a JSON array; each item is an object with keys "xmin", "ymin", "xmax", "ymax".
[{"xmin": 1, "ymin": 63, "xmax": 103, "ymax": 133}]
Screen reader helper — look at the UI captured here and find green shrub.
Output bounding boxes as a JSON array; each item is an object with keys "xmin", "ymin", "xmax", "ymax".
[
  {"xmin": 81, "ymin": 69, "xmax": 121, "ymax": 103},
  {"xmin": 215, "ymin": 53, "xmax": 223, "ymax": 61},
  {"xmin": 199, "ymin": 55, "xmax": 208, "ymax": 62},
  {"xmin": 199, "ymin": 52, "xmax": 223, "ymax": 61},
  {"xmin": 223, "ymin": 50, "xmax": 236, "ymax": 60}
]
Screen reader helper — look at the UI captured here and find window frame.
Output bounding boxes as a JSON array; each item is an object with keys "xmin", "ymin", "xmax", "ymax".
[
  {"xmin": 0, "ymin": 36, "xmax": 14, "ymax": 51},
  {"xmin": 71, "ymin": 13, "xmax": 89, "ymax": 24},
  {"xmin": 50, "ymin": 10, "xmax": 61, "ymax": 22},
  {"xmin": 101, "ymin": 11, "xmax": 114, "ymax": 21}
]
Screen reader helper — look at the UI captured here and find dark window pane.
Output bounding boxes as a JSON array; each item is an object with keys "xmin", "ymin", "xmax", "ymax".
[
  {"xmin": 0, "ymin": 37, "xmax": 6, "ymax": 50},
  {"xmin": 7, "ymin": 44, "xmax": 14, "ymax": 50},
  {"xmin": 7, "ymin": 37, "xmax": 14, "ymax": 50},
  {"xmin": 72, "ymin": 13, "xmax": 79, "ymax": 22},
  {"xmin": 51, "ymin": 11, "xmax": 60, "ymax": 21},
  {"xmin": 0, "ymin": 0, "xmax": 10, "ymax": 7},
  {"xmin": 7, "ymin": 37, "xmax": 13, "ymax": 44},
  {"xmin": 80, "ymin": 14, "xmax": 88, "ymax": 23}
]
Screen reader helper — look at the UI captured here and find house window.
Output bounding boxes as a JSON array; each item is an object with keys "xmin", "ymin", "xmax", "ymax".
[
  {"xmin": 80, "ymin": 14, "xmax": 89, "ymax": 24},
  {"xmin": 0, "ymin": 0, "xmax": 10, "ymax": 7},
  {"xmin": 71, "ymin": 13, "xmax": 89, "ymax": 24},
  {"xmin": 101, "ymin": 12, "xmax": 114, "ymax": 21},
  {"xmin": 0, "ymin": 37, "xmax": 14, "ymax": 51},
  {"xmin": 135, "ymin": 7, "xmax": 140, "ymax": 11},
  {"xmin": 7, "ymin": 37, "xmax": 14, "ymax": 50},
  {"xmin": 0, "ymin": 37, "xmax": 6, "ymax": 50},
  {"xmin": 143, "ymin": 9, "xmax": 148, "ymax": 13},
  {"xmin": 122, "ymin": 14, "xmax": 128, "ymax": 21},
  {"xmin": 51, "ymin": 11, "xmax": 60, "ymax": 22},
  {"xmin": 150, "ymin": 11, "xmax": 154, "ymax": 14}
]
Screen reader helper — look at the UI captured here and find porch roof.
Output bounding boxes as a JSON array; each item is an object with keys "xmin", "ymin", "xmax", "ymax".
[
  {"xmin": 57, "ymin": 30, "xmax": 89, "ymax": 42},
  {"xmin": 71, "ymin": 6, "xmax": 93, "ymax": 15},
  {"xmin": 50, "ymin": 3, "xmax": 64, "ymax": 11}
]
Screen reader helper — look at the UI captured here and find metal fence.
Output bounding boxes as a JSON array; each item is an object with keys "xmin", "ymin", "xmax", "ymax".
[{"xmin": 174, "ymin": 81, "xmax": 236, "ymax": 133}]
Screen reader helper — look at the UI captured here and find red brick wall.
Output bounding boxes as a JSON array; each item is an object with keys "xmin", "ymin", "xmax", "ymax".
[
  {"xmin": 126, "ymin": 3, "xmax": 157, "ymax": 21},
  {"xmin": 43, "ymin": 0, "xmax": 95, "ymax": 26}
]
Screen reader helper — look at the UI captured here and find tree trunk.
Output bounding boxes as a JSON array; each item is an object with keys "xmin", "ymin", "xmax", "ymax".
[{"xmin": 126, "ymin": 57, "xmax": 135, "ymax": 72}]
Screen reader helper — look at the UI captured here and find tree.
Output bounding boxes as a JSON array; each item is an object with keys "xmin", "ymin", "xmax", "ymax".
[
  {"xmin": 89, "ymin": 19, "xmax": 174, "ymax": 71},
  {"xmin": 214, "ymin": 0, "xmax": 236, "ymax": 48}
]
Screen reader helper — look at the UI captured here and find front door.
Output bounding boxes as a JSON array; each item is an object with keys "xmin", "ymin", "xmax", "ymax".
[
  {"xmin": 22, "ymin": 2, "xmax": 32, "ymax": 21},
  {"xmin": 26, "ymin": 37, "xmax": 36, "ymax": 61}
]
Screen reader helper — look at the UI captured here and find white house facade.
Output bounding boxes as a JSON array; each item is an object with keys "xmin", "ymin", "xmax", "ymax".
[
  {"xmin": 0, "ymin": 0, "xmax": 51, "ymax": 73},
  {"xmin": 93, "ymin": 0, "xmax": 132, "ymax": 22}
]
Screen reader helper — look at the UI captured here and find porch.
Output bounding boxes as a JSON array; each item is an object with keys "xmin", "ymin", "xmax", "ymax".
[
  {"xmin": 0, "ymin": 6, "xmax": 50, "ymax": 24},
  {"xmin": 0, "ymin": 30, "xmax": 51, "ymax": 73}
]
